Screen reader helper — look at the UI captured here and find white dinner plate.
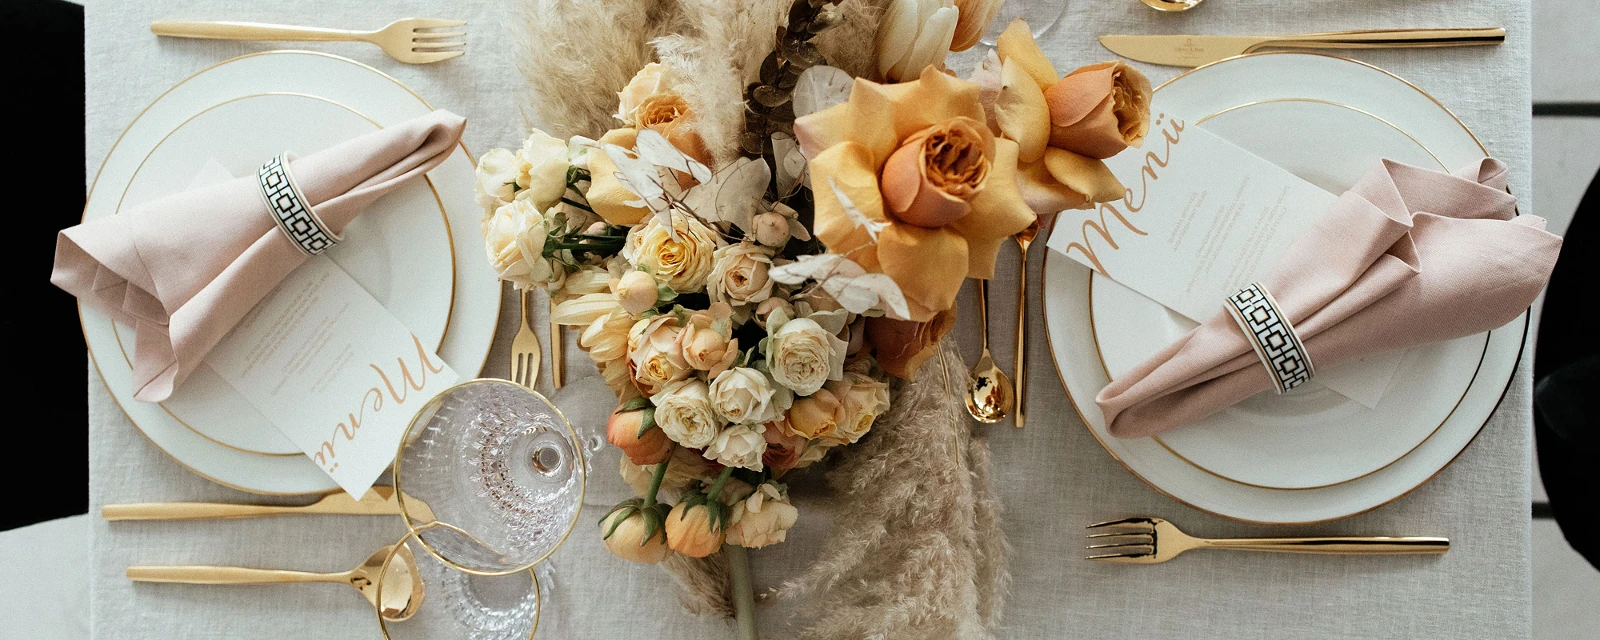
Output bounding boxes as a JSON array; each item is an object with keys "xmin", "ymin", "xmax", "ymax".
[
  {"xmin": 1042, "ymin": 52, "xmax": 1527, "ymax": 523},
  {"xmin": 83, "ymin": 51, "xmax": 500, "ymax": 495},
  {"xmin": 1087, "ymin": 93, "xmax": 1490, "ymax": 489}
]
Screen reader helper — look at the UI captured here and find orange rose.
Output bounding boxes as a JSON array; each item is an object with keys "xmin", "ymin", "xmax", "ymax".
[
  {"xmin": 795, "ymin": 66, "xmax": 1035, "ymax": 322},
  {"xmin": 606, "ymin": 406, "xmax": 673, "ymax": 465},
  {"xmin": 866, "ymin": 307, "xmax": 956, "ymax": 378},
  {"xmin": 636, "ymin": 93, "xmax": 713, "ymax": 167},
  {"xmin": 1043, "ymin": 60, "xmax": 1152, "ymax": 159}
]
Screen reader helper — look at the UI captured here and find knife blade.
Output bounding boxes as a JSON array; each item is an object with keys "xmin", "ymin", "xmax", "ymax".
[
  {"xmin": 1099, "ymin": 28, "xmax": 1506, "ymax": 68},
  {"xmin": 101, "ymin": 485, "xmax": 437, "ymax": 522}
]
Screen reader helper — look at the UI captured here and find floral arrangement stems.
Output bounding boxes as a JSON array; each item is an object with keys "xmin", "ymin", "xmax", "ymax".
[{"xmin": 726, "ymin": 544, "xmax": 760, "ymax": 640}]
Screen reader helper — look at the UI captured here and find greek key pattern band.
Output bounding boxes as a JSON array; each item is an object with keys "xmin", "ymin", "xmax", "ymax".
[
  {"xmin": 1224, "ymin": 282, "xmax": 1314, "ymax": 394},
  {"xmin": 257, "ymin": 153, "xmax": 339, "ymax": 256}
]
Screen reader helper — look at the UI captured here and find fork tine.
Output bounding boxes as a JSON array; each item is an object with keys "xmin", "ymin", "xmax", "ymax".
[
  {"xmin": 406, "ymin": 18, "xmax": 467, "ymax": 29},
  {"xmin": 1086, "ymin": 517, "xmax": 1152, "ymax": 529},
  {"xmin": 412, "ymin": 31, "xmax": 467, "ymax": 39},
  {"xmin": 412, "ymin": 42, "xmax": 467, "ymax": 49},
  {"xmin": 1085, "ymin": 541, "xmax": 1154, "ymax": 551},
  {"xmin": 1085, "ymin": 551, "xmax": 1153, "ymax": 561},
  {"xmin": 407, "ymin": 50, "xmax": 465, "ymax": 64},
  {"xmin": 1086, "ymin": 530, "xmax": 1153, "ymax": 539}
]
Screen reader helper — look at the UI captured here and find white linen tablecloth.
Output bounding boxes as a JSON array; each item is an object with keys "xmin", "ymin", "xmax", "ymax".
[{"xmin": 84, "ymin": 0, "xmax": 1535, "ymax": 637}]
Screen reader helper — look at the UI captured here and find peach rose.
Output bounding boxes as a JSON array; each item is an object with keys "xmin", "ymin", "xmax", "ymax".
[
  {"xmin": 881, "ymin": 117, "xmax": 994, "ymax": 228},
  {"xmin": 1044, "ymin": 60, "xmax": 1152, "ymax": 159},
  {"xmin": 665, "ymin": 500, "xmax": 725, "ymax": 558},
  {"xmin": 676, "ymin": 303, "xmax": 739, "ymax": 377},
  {"xmin": 788, "ymin": 388, "xmax": 848, "ymax": 440},
  {"xmin": 761, "ymin": 421, "xmax": 807, "ymax": 475},
  {"xmin": 794, "ymin": 66, "xmax": 1035, "ymax": 322},
  {"xmin": 627, "ymin": 315, "xmax": 690, "ymax": 395},
  {"xmin": 636, "ymin": 93, "xmax": 713, "ymax": 167},
  {"xmin": 606, "ymin": 406, "xmax": 673, "ymax": 465},
  {"xmin": 867, "ymin": 307, "xmax": 956, "ymax": 379}
]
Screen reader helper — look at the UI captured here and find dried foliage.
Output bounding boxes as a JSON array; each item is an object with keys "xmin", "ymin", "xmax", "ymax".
[
  {"xmin": 783, "ymin": 339, "xmax": 1011, "ymax": 639},
  {"xmin": 652, "ymin": 0, "xmax": 787, "ymax": 166},
  {"xmin": 663, "ymin": 549, "xmax": 737, "ymax": 619},
  {"xmin": 813, "ymin": 0, "xmax": 895, "ymax": 80}
]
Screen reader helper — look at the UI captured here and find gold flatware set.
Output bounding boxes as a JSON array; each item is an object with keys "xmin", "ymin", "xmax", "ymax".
[
  {"xmin": 107, "ymin": 487, "xmax": 438, "ymax": 619},
  {"xmin": 1084, "ymin": 517, "xmax": 1449, "ymax": 563}
]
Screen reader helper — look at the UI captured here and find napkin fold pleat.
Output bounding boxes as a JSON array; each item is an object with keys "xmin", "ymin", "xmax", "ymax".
[
  {"xmin": 54, "ymin": 109, "xmax": 466, "ymax": 402},
  {"xmin": 1097, "ymin": 158, "xmax": 1562, "ymax": 439}
]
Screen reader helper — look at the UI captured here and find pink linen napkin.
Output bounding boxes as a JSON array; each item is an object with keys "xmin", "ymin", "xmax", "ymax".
[
  {"xmin": 54, "ymin": 109, "xmax": 466, "ymax": 402},
  {"xmin": 1097, "ymin": 158, "xmax": 1562, "ymax": 439}
]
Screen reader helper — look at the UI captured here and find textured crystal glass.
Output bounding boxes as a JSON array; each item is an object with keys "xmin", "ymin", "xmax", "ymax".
[
  {"xmin": 376, "ymin": 525, "xmax": 542, "ymax": 640},
  {"xmin": 978, "ymin": 0, "xmax": 1067, "ymax": 47},
  {"xmin": 394, "ymin": 379, "xmax": 585, "ymax": 575}
]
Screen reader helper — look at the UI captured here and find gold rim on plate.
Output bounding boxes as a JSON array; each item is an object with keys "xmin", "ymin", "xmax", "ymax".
[
  {"xmin": 83, "ymin": 50, "xmax": 495, "ymax": 494},
  {"xmin": 104, "ymin": 91, "xmax": 457, "ymax": 458},
  {"xmin": 1040, "ymin": 50, "xmax": 1530, "ymax": 525}
]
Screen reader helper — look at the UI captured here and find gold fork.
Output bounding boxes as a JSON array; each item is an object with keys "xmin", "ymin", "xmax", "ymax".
[
  {"xmin": 150, "ymin": 18, "xmax": 466, "ymax": 64},
  {"xmin": 1085, "ymin": 517, "xmax": 1449, "ymax": 563},
  {"xmin": 510, "ymin": 289, "xmax": 542, "ymax": 389}
]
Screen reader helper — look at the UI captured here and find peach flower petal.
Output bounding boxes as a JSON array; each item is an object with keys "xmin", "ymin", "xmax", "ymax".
[
  {"xmin": 1044, "ymin": 62, "xmax": 1141, "ymax": 159},
  {"xmin": 995, "ymin": 58, "xmax": 1050, "ymax": 163},
  {"xmin": 1042, "ymin": 147, "xmax": 1125, "ymax": 203},
  {"xmin": 996, "ymin": 19, "xmax": 1058, "ymax": 89},
  {"xmin": 809, "ymin": 141, "xmax": 888, "ymax": 271},
  {"xmin": 866, "ymin": 308, "xmax": 957, "ymax": 379},
  {"xmin": 949, "ymin": 138, "xmax": 1035, "ymax": 278},
  {"xmin": 1016, "ymin": 158, "xmax": 1089, "ymax": 214},
  {"xmin": 876, "ymin": 223, "xmax": 968, "ymax": 321},
  {"xmin": 585, "ymin": 128, "xmax": 650, "ymax": 225}
]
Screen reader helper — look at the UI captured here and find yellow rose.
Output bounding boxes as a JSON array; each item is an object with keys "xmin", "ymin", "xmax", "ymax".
[
  {"xmin": 623, "ymin": 211, "xmax": 723, "ymax": 293},
  {"xmin": 627, "ymin": 315, "xmax": 689, "ymax": 396},
  {"xmin": 824, "ymin": 372, "xmax": 892, "ymax": 445},
  {"xmin": 616, "ymin": 62, "xmax": 679, "ymax": 126}
]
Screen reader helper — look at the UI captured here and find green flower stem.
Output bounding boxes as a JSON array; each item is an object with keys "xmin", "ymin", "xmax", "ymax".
[
  {"xmin": 560, "ymin": 197, "xmax": 595, "ymax": 213},
  {"xmin": 706, "ymin": 467, "xmax": 736, "ymax": 502},
  {"xmin": 643, "ymin": 453, "xmax": 672, "ymax": 506},
  {"xmin": 727, "ymin": 544, "xmax": 760, "ymax": 640}
]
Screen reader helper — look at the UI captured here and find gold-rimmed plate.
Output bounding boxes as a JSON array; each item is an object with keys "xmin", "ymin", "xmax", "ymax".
[
  {"xmin": 1041, "ymin": 52, "xmax": 1527, "ymax": 523},
  {"xmin": 83, "ymin": 51, "xmax": 501, "ymax": 494}
]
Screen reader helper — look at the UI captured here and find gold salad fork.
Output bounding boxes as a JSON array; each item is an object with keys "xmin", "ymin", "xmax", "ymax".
[
  {"xmin": 150, "ymin": 18, "xmax": 466, "ymax": 64},
  {"xmin": 510, "ymin": 289, "xmax": 542, "ymax": 389},
  {"xmin": 1085, "ymin": 517, "xmax": 1449, "ymax": 563}
]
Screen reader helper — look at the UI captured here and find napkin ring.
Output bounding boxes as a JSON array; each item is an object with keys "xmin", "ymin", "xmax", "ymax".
[
  {"xmin": 1225, "ymin": 283, "xmax": 1314, "ymax": 394},
  {"xmin": 258, "ymin": 152, "xmax": 340, "ymax": 256}
]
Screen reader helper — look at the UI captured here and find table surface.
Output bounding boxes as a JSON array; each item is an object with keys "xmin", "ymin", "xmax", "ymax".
[{"xmin": 84, "ymin": 0, "xmax": 1535, "ymax": 638}]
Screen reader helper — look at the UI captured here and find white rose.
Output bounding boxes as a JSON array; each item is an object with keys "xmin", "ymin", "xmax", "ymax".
[
  {"xmin": 627, "ymin": 315, "xmax": 690, "ymax": 396},
  {"xmin": 483, "ymin": 199, "xmax": 554, "ymax": 289},
  {"xmin": 705, "ymin": 423, "xmax": 768, "ymax": 471},
  {"xmin": 825, "ymin": 371, "xmax": 892, "ymax": 445},
  {"xmin": 708, "ymin": 367, "xmax": 793, "ymax": 425},
  {"xmin": 651, "ymin": 379, "xmax": 721, "ymax": 449},
  {"xmin": 622, "ymin": 212, "xmax": 723, "ymax": 293},
  {"xmin": 474, "ymin": 147, "xmax": 524, "ymax": 208},
  {"xmin": 516, "ymin": 129, "xmax": 570, "ymax": 210},
  {"xmin": 726, "ymin": 483, "xmax": 799, "ymax": 549},
  {"xmin": 616, "ymin": 62, "xmax": 680, "ymax": 126},
  {"xmin": 765, "ymin": 315, "xmax": 849, "ymax": 395},
  {"xmin": 709, "ymin": 242, "xmax": 775, "ymax": 308}
]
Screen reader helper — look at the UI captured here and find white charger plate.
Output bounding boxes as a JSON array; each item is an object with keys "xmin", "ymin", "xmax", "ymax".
[
  {"xmin": 1042, "ymin": 52, "xmax": 1527, "ymax": 523},
  {"xmin": 1087, "ymin": 94, "xmax": 1490, "ymax": 489},
  {"xmin": 83, "ymin": 51, "xmax": 500, "ymax": 494}
]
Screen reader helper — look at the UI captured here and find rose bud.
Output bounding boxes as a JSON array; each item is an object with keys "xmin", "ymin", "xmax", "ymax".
[
  {"xmin": 1043, "ymin": 60, "xmax": 1152, "ymax": 160},
  {"xmin": 606, "ymin": 404, "xmax": 673, "ymax": 465},
  {"xmin": 788, "ymin": 388, "xmax": 846, "ymax": 441},
  {"xmin": 600, "ymin": 499, "xmax": 672, "ymax": 564},
  {"xmin": 754, "ymin": 297, "xmax": 794, "ymax": 328},
  {"xmin": 750, "ymin": 211, "xmax": 791, "ymax": 247},
  {"xmin": 613, "ymin": 270, "xmax": 660, "ymax": 315},
  {"xmin": 665, "ymin": 498, "xmax": 727, "ymax": 558}
]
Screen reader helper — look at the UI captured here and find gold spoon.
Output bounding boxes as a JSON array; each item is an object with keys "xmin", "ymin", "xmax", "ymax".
[
  {"xmin": 1140, "ymin": 0, "xmax": 1205, "ymax": 11},
  {"xmin": 127, "ymin": 543, "xmax": 425, "ymax": 621},
  {"xmin": 1011, "ymin": 221, "xmax": 1039, "ymax": 429},
  {"xmin": 966, "ymin": 278, "xmax": 1015, "ymax": 424}
]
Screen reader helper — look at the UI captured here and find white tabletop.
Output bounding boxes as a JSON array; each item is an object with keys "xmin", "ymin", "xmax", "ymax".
[{"xmin": 85, "ymin": 0, "xmax": 1535, "ymax": 638}]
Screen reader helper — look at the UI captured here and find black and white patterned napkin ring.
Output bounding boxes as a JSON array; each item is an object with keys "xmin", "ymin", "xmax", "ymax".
[
  {"xmin": 1224, "ymin": 282, "xmax": 1314, "ymax": 394},
  {"xmin": 257, "ymin": 152, "xmax": 340, "ymax": 256}
]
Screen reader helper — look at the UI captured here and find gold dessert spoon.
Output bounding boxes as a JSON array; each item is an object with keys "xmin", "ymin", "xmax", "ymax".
[
  {"xmin": 1140, "ymin": 0, "xmax": 1205, "ymax": 11},
  {"xmin": 127, "ymin": 543, "xmax": 425, "ymax": 621},
  {"xmin": 966, "ymin": 279, "xmax": 1015, "ymax": 424}
]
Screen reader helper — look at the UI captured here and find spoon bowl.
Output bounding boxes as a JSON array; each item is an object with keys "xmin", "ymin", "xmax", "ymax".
[{"xmin": 1140, "ymin": 0, "xmax": 1205, "ymax": 11}]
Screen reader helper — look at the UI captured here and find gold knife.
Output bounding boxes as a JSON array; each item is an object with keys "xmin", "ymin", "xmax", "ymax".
[
  {"xmin": 1098, "ymin": 28, "xmax": 1506, "ymax": 67},
  {"xmin": 101, "ymin": 486, "xmax": 436, "ymax": 522}
]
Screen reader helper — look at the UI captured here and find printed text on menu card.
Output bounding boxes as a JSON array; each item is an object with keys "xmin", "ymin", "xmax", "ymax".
[
  {"xmin": 1046, "ymin": 105, "xmax": 1400, "ymax": 407},
  {"xmin": 207, "ymin": 256, "xmax": 458, "ymax": 496}
]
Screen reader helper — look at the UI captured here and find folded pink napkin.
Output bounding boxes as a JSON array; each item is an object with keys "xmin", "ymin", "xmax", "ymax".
[
  {"xmin": 1097, "ymin": 158, "xmax": 1562, "ymax": 438},
  {"xmin": 54, "ymin": 109, "xmax": 466, "ymax": 402}
]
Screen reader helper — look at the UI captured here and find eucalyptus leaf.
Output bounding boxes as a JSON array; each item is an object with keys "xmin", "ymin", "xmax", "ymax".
[{"xmin": 792, "ymin": 65, "xmax": 853, "ymax": 120}]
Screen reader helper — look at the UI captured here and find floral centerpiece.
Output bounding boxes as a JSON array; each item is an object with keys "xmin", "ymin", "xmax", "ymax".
[{"xmin": 481, "ymin": 0, "xmax": 1150, "ymax": 634}]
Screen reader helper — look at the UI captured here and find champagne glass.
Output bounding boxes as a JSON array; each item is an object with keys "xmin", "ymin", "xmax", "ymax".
[
  {"xmin": 393, "ymin": 379, "xmax": 586, "ymax": 575},
  {"xmin": 979, "ymin": 0, "xmax": 1067, "ymax": 47},
  {"xmin": 376, "ymin": 524, "xmax": 542, "ymax": 640}
]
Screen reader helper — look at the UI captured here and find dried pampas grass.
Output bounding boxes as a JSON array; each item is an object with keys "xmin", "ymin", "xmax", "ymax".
[
  {"xmin": 651, "ymin": 0, "xmax": 785, "ymax": 166},
  {"xmin": 815, "ymin": 0, "xmax": 894, "ymax": 80},
  {"xmin": 783, "ymin": 339, "xmax": 1011, "ymax": 639},
  {"xmin": 516, "ymin": 0, "xmax": 687, "ymax": 138},
  {"xmin": 662, "ymin": 552, "xmax": 737, "ymax": 619}
]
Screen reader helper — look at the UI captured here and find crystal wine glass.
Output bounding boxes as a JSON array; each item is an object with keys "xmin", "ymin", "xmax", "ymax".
[
  {"xmin": 393, "ymin": 379, "xmax": 586, "ymax": 575},
  {"xmin": 978, "ymin": 0, "xmax": 1067, "ymax": 47},
  {"xmin": 376, "ymin": 524, "xmax": 542, "ymax": 640}
]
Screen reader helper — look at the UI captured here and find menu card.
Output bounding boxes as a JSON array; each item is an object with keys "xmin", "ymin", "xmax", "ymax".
[
  {"xmin": 1046, "ymin": 106, "xmax": 1400, "ymax": 407},
  {"xmin": 193, "ymin": 162, "xmax": 457, "ymax": 496}
]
